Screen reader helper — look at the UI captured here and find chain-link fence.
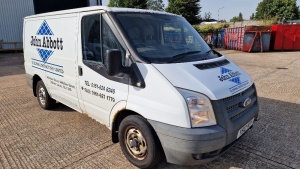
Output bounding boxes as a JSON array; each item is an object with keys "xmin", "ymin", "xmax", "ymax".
[{"xmin": 198, "ymin": 30, "xmax": 224, "ymax": 48}]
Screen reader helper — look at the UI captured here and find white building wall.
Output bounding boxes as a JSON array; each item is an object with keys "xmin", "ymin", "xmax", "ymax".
[{"xmin": 0, "ymin": 0, "xmax": 35, "ymax": 49}]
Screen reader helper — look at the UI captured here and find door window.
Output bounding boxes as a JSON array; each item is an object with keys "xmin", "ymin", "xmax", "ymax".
[
  {"xmin": 82, "ymin": 14, "xmax": 101, "ymax": 62},
  {"xmin": 81, "ymin": 14, "xmax": 125, "ymax": 64}
]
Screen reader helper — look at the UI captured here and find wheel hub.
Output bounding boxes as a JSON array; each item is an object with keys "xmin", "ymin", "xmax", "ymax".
[
  {"xmin": 38, "ymin": 87, "xmax": 46, "ymax": 105},
  {"xmin": 125, "ymin": 127, "xmax": 147, "ymax": 160},
  {"xmin": 130, "ymin": 138, "xmax": 138, "ymax": 148}
]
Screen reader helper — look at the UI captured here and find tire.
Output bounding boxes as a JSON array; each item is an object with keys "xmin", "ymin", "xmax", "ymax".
[
  {"xmin": 118, "ymin": 115, "xmax": 164, "ymax": 169},
  {"xmin": 36, "ymin": 80, "xmax": 56, "ymax": 110}
]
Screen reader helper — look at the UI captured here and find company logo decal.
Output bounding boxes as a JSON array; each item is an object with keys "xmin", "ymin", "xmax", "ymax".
[
  {"xmin": 219, "ymin": 67, "xmax": 241, "ymax": 84},
  {"xmin": 30, "ymin": 20, "xmax": 64, "ymax": 77},
  {"xmin": 37, "ymin": 21, "xmax": 54, "ymax": 35},
  {"xmin": 37, "ymin": 48, "xmax": 53, "ymax": 63},
  {"xmin": 218, "ymin": 67, "xmax": 249, "ymax": 94}
]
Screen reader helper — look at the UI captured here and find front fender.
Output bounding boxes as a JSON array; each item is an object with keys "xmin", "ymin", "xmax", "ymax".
[{"xmin": 109, "ymin": 100, "xmax": 127, "ymax": 130}]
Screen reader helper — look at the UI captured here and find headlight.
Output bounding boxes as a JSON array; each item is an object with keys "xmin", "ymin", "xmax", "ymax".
[{"xmin": 177, "ymin": 88, "xmax": 217, "ymax": 127}]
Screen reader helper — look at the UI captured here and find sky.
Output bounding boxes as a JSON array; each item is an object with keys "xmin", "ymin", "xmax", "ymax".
[{"xmin": 101, "ymin": 0, "xmax": 300, "ymax": 21}]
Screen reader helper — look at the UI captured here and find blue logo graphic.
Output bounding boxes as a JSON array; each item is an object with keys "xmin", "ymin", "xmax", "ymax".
[
  {"xmin": 36, "ymin": 20, "xmax": 54, "ymax": 62},
  {"xmin": 37, "ymin": 48, "xmax": 54, "ymax": 63},
  {"xmin": 219, "ymin": 67, "xmax": 241, "ymax": 84},
  {"xmin": 221, "ymin": 67, "xmax": 232, "ymax": 74},
  {"xmin": 229, "ymin": 77, "xmax": 241, "ymax": 84},
  {"xmin": 37, "ymin": 21, "xmax": 54, "ymax": 35}
]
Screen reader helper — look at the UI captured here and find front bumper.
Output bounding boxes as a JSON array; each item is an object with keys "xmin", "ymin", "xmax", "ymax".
[
  {"xmin": 148, "ymin": 120, "xmax": 228, "ymax": 165},
  {"xmin": 148, "ymin": 85, "xmax": 259, "ymax": 166},
  {"xmin": 148, "ymin": 114, "xmax": 258, "ymax": 165}
]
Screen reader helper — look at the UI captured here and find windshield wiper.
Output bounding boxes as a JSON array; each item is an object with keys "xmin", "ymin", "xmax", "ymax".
[
  {"xmin": 203, "ymin": 49, "xmax": 222, "ymax": 59},
  {"xmin": 206, "ymin": 49, "xmax": 213, "ymax": 53},
  {"xmin": 167, "ymin": 50, "xmax": 201, "ymax": 63}
]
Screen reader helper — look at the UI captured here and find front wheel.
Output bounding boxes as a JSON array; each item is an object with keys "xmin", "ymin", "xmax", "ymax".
[
  {"xmin": 118, "ymin": 115, "xmax": 164, "ymax": 169},
  {"xmin": 36, "ymin": 80, "xmax": 56, "ymax": 110}
]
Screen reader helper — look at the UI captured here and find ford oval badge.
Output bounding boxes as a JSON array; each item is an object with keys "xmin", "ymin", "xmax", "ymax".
[{"xmin": 242, "ymin": 98, "xmax": 252, "ymax": 108}]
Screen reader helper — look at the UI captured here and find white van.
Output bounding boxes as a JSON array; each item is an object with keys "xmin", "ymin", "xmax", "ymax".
[{"xmin": 24, "ymin": 6, "xmax": 259, "ymax": 168}]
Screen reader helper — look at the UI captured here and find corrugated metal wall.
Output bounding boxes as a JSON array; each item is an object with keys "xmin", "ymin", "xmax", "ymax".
[
  {"xmin": 89, "ymin": 0, "xmax": 98, "ymax": 6},
  {"xmin": 0, "ymin": 0, "xmax": 34, "ymax": 49},
  {"xmin": 0, "ymin": 0, "xmax": 101, "ymax": 49}
]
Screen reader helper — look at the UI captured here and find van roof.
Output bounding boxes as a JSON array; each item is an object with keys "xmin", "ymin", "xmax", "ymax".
[{"xmin": 24, "ymin": 6, "xmax": 178, "ymax": 19}]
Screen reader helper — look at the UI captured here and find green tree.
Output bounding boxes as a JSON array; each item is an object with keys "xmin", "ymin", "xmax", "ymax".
[
  {"xmin": 238, "ymin": 12, "xmax": 243, "ymax": 21},
  {"xmin": 166, "ymin": 0, "xmax": 201, "ymax": 24},
  {"xmin": 230, "ymin": 12, "xmax": 244, "ymax": 22},
  {"xmin": 108, "ymin": 0, "xmax": 147, "ymax": 9},
  {"xmin": 125, "ymin": 0, "xmax": 147, "ymax": 9},
  {"xmin": 108, "ymin": 0, "xmax": 124, "ymax": 7},
  {"xmin": 250, "ymin": 13, "xmax": 255, "ymax": 20},
  {"xmin": 147, "ymin": 0, "xmax": 165, "ymax": 11},
  {"xmin": 255, "ymin": 0, "xmax": 299, "ymax": 20}
]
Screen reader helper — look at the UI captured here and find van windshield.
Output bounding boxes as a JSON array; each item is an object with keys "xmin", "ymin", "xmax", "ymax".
[{"xmin": 115, "ymin": 13, "xmax": 220, "ymax": 63}]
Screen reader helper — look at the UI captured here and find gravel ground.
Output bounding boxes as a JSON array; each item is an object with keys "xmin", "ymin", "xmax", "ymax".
[{"xmin": 0, "ymin": 50, "xmax": 299, "ymax": 169}]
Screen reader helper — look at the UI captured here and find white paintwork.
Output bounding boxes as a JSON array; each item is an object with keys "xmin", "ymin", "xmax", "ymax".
[
  {"xmin": 109, "ymin": 101, "xmax": 127, "ymax": 130},
  {"xmin": 153, "ymin": 56, "xmax": 253, "ymax": 100},
  {"xmin": 127, "ymin": 63, "xmax": 191, "ymax": 128}
]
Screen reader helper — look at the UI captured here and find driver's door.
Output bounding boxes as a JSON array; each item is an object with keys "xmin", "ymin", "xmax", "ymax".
[{"xmin": 77, "ymin": 12, "xmax": 129, "ymax": 126}]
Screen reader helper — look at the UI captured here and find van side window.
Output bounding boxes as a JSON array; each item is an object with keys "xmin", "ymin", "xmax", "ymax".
[
  {"xmin": 81, "ymin": 14, "xmax": 125, "ymax": 65},
  {"xmin": 82, "ymin": 15, "xmax": 101, "ymax": 62}
]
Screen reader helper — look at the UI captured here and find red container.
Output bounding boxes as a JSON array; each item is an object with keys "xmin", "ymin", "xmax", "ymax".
[
  {"xmin": 223, "ymin": 27, "xmax": 245, "ymax": 50},
  {"xmin": 272, "ymin": 25, "xmax": 300, "ymax": 51},
  {"xmin": 243, "ymin": 26, "xmax": 272, "ymax": 52}
]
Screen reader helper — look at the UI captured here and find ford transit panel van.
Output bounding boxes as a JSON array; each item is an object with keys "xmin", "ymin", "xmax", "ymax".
[{"xmin": 24, "ymin": 6, "xmax": 259, "ymax": 168}]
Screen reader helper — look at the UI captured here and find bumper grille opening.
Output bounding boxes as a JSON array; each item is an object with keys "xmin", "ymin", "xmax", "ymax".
[
  {"xmin": 226, "ymin": 103, "xmax": 239, "ymax": 112},
  {"xmin": 222, "ymin": 85, "xmax": 257, "ymax": 122}
]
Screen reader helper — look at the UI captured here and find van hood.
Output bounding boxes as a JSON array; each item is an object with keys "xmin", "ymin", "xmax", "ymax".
[{"xmin": 152, "ymin": 57, "xmax": 253, "ymax": 100}]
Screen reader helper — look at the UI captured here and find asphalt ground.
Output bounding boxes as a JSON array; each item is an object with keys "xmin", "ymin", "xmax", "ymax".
[{"xmin": 0, "ymin": 50, "xmax": 299, "ymax": 169}]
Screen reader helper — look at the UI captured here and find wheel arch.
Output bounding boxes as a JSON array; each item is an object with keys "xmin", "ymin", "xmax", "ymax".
[
  {"xmin": 32, "ymin": 74, "xmax": 42, "ymax": 97},
  {"xmin": 111, "ymin": 108, "xmax": 164, "ymax": 155},
  {"xmin": 111, "ymin": 109, "xmax": 140, "ymax": 143}
]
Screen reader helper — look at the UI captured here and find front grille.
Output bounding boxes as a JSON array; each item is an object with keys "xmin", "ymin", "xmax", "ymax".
[
  {"xmin": 194, "ymin": 59, "xmax": 230, "ymax": 70},
  {"xmin": 222, "ymin": 85, "xmax": 257, "ymax": 121}
]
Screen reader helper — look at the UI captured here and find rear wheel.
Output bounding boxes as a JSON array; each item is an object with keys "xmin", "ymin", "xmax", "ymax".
[
  {"xmin": 36, "ymin": 80, "xmax": 56, "ymax": 110},
  {"xmin": 118, "ymin": 115, "xmax": 163, "ymax": 169}
]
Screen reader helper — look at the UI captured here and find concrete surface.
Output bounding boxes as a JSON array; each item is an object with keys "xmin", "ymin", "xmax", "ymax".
[{"xmin": 0, "ymin": 50, "xmax": 299, "ymax": 169}]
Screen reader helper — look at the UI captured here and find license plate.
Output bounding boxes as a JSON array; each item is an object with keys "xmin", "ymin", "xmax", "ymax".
[{"xmin": 237, "ymin": 118, "xmax": 254, "ymax": 139}]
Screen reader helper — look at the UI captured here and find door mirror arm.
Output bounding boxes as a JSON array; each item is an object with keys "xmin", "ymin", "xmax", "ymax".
[
  {"xmin": 105, "ymin": 49, "xmax": 145, "ymax": 88},
  {"xmin": 129, "ymin": 63, "xmax": 145, "ymax": 88}
]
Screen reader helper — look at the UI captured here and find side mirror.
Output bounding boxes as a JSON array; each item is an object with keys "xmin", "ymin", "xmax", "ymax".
[
  {"xmin": 105, "ymin": 49, "xmax": 122, "ymax": 76},
  {"xmin": 105, "ymin": 49, "xmax": 130, "ymax": 76}
]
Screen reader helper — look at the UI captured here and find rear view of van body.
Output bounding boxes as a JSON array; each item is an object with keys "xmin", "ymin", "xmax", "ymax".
[{"xmin": 24, "ymin": 6, "xmax": 259, "ymax": 168}]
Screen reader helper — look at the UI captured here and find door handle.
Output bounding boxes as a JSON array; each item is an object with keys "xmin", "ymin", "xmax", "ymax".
[{"xmin": 78, "ymin": 66, "xmax": 83, "ymax": 76}]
